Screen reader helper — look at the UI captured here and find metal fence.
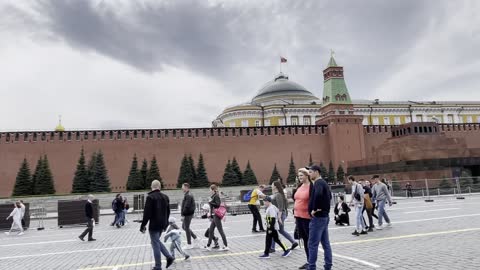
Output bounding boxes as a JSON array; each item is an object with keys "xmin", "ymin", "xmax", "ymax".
[{"xmin": 387, "ymin": 177, "xmax": 480, "ymax": 199}]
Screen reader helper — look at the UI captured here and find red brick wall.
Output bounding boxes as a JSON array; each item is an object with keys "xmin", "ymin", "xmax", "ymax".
[{"xmin": 0, "ymin": 127, "xmax": 331, "ymax": 197}]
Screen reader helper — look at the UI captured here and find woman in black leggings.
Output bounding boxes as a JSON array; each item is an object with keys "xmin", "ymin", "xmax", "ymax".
[{"xmin": 205, "ymin": 184, "xmax": 229, "ymax": 251}]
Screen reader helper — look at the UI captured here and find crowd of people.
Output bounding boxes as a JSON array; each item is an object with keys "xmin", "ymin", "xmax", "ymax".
[{"xmin": 2, "ymin": 166, "xmax": 395, "ymax": 270}]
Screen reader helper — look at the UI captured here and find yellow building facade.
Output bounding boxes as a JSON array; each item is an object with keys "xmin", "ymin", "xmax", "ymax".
[{"xmin": 213, "ymin": 55, "xmax": 480, "ymax": 127}]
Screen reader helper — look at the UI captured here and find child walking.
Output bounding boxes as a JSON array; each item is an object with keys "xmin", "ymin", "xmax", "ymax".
[
  {"xmin": 259, "ymin": 196, "xmax": 291, "ymax": 259},
  {"xmin": 5, "ymin": 202, "xmax": 24, "ymax": 235},
  {"xmin": 164, "ymin": 217, "xmax": 190, "ymax": 261}
]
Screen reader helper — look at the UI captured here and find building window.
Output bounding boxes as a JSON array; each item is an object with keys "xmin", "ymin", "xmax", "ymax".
[
  {"xmin": 458, "ymin": 116, "xmax": 463, "ymax": 123},
  {"xmin": 405, "ymin": 116, "xmax": 411, "ymax": 123},
  {"xmin": 477, "ymin": 116, "xmax": 480, "ymax": 123},
  {"xmin": 372, "ymin": 117, "xmax": 379, "ymax": 125},
  {"xmin": 416, "ymin": 114, "xmax": 423, "ymax": 122},
  {"xmin": 291, "ymin": 116, "xmax": 299, "ymax": 126},
  {"xmin": 362, "ymin": 116, "xmax": 368, "ymax": 125},
  {"xmin": 264, "ymin": 119, "xmax": 271, "ymax": 126},
  {"xmin": 446, "ymin": 115, "xmax": 453, "ymax": 123},
  {"xmin": 315, "ymin": 115, "xmax": 321, "ymax": 122},
  {"xmin": 279, "ymin": 118, "xmax": 285, "ymax": 126},
  {"xmin": 383, "ymin": 117, "xmax": 390, "ymax": 125},
  {"xmin": 467, "ymin": 116, "xmax": 473, "ymax": 123},
  {"xmin": 255, "ymin": 120, "xmax": 261, "ymax": 127},
  {"xmin": 394, "ymin": 117, "xmax": 401, "ymax": 125},
  {"xmin": 303, "ymin": 116, "xmax": 311, "ymax": 125},
  {"xmin": 230, "ymin": 122, "xmax": 236, "ymax": 127},
  {"xmin": 241, "ymin": 120, "xmax": 248, "ymax": 127}
]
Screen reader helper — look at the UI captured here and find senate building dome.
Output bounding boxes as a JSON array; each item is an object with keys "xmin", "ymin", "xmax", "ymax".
[{"xmin": 251, "ymin": 73, "xmax": 318, "ymax": 104}]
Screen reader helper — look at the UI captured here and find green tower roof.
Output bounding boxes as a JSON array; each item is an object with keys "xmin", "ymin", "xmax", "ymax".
[
  {"xmin": 322, "ymin": 55, "xmax": 352, "ymax": 106},
  {"xmin": 327, "ymin": 55, "xmax": 338, "ymax": 67}
]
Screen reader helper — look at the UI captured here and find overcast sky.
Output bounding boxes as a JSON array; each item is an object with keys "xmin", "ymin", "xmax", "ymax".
[{"xmin": 1, "ymin": 0, "xmax": 479, "ymax": 131}]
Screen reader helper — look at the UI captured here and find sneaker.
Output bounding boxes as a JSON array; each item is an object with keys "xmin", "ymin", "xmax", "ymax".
[
  {"xmin": 78, "ymin": 236, "xmax": 84, "ymax": 241},
  {"xmin": 282, "ymin": 249, "xmax": 292, "ymax": 257},
  {"xmin": 18, "ymin": 232, "xmax": 24, "ymax": 236},
  {"xmin": 299, "ymin": 263, "xmax": 309, "ymax": 269},
  {"xmin": 269, "ymin": 248, "xmax": 276, "ymax": 253},
  {"xmin": 360, "ymin": 230, "xmax": 368, "ymax": 235},
  {"xmin": 291, "ymin": 242, "xmax": 299, "ymax": 250},
  {"xmin": 88, "ymin": 238, "xmax": 96, "ymax": 241},
  {"xmin": 259, "ymin": 254, "xmax": 270, "ymax": 259},
  {"xmin": 184, "ymin": 255, "xmax": 190, "ymax": 261},
  {"xmin": 386, "ymin": 222, "xmax": 392, "ymax": 227},
  {"xmin": 252, "ymin": 229, "xmax": 259, "ymax": 233},
  {"xmin": 368, "ymin": 228, "xmax": 374, "ymax": 232},
  {"xmin": 184, "ymin": 244, "xmax": 194, "ymax": 250},
  {"xmin": 204, "ymin": 246, "xmax": 212, "ymax": 251},
  {"xmin": 166, "ymin": 257, "xmax": 175, "ymax": 268},
  {"xmin": 376, "ymin": 224, "xmax": 383, "ymax": 230},
  {"xmin": 220, "ymin": 246, "xmax": 229, "ymax": 251},
  {"xmin": 213, "ymin": 244, "xmax": 220, "ymax": 249},
  {"xmin": 351, "ymin": 230, "xmax": 360, "ymax": 236},
  {"xmin": 259, "ymin": 229, "xmax": 266, "ymax": 233}
]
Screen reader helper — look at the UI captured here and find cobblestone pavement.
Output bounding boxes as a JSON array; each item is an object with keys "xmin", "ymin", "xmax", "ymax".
[{"xmin": 1, "ymin": 195, "xmax": 480, "ymax": 270}]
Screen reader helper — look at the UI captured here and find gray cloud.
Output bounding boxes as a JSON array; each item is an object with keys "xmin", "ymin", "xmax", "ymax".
[{"xmin": 1, "ymin": 0, "xmax": 479, "ymax": 130}]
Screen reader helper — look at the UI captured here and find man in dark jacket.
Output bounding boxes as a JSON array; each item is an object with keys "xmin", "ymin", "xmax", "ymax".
[
  {"xmin": 140, "ymin": 180, "xmax": 175, "ymax": 270},
  {"xmin": 114, "ymin": 194, "xmax": 125, "ymax": 228},
  {"xmin": 307, "ymin": 165, "xmax": 332, "ymax": 270},
  {"xmin": 181, "ymin": 183, "xmax": 199, "ymax": 249},
  {"xmin": 78, "ymin": 194, "xmax": 96, "ymax": 241}
]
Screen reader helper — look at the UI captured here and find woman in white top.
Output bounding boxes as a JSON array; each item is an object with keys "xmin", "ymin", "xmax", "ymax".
[{"xmin": 5, "ymin": 201, "xmax": 24, "ymax": 235}]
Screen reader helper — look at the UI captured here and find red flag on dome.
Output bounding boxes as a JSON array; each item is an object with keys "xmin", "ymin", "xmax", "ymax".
[{"xmin": 280, "ymin": 56, "xmax": 287, "ymax": 63}]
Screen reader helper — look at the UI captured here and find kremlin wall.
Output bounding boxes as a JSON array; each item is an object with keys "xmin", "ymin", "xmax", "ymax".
[{"xmin": 1, "ymin": 55, "xmax": 480, "ymax": 197}]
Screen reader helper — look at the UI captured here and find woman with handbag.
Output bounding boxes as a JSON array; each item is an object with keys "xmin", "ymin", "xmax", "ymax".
[{"xmin": 205, "ymin": 184, "xmax": 229, "ymax": 251}]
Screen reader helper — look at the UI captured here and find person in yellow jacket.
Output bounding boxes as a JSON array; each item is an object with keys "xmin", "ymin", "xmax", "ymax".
[{"xmin": 248, "ymin": 185, "xmax": 266, "ymax": 233}]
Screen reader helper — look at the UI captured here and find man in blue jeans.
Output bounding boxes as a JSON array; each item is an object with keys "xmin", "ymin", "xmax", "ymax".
[
  {"xmin": 307, "ymin": 165, "xmax": 333, "ymax": 270},
  {"xmin": 140, "ymin": 180, "xmax": 175, "ymax": 270}
]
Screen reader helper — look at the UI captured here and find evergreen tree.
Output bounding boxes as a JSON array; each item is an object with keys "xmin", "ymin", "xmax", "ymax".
[
  {"xmin": 91, "ymin": 151, "xmax": 111, "ymax": 192},
  {"xmin": 319, "ymin": 162, "xmax": 328, "ymax": 180},
  {"xmin": 72, "ymin": 148, "xmax": 89, "ymax": 193},
  {"xmin": 438, "ymin": 177, "xmax": 452, "ymax": 189},
  {"xmin": 459, "ymin": 169, "xmax": 474, "ymax": 189},
  {"xmin": 32, "ymin": 155, "xmax": 55, "ymax": 195},
  {"xmin": 269, "ymin": 163, "xmax": 282, "ymax": 185},
  {"xmin": 40, "ymin": 155, "xmax": 55, "ymax": 194},
  {"xmin": 177, "ymin": 154, "xmax": 189, "ymax": 188},
  {"xmin": 147, "ymin": 156, "xmax": 163, "ymax": 189},
  {"xmin": 309, "ymin": 153, "xmax": 313, "ymax": 166},
  {"xmin": 86, "ymin": 152, "xmax": 98, "ymax": 192},
  {"xmin": 222, "ymin": 160, "xmax": 239, "ymax": 186},
  {"xmin": 243, "ymin": 161, "xmax": 258, "ymax": 185},
  {"xmin": 231, "ymin": 157, "xmax": 243, "ymax": 185},
  {"xmin": 188, "ymin": 154, "xmax": 197, "ymax": 186},
  {"xmin": 12, "ymin": 158, "xmax": 33, "ymax": 196},
  {"xmin": 31, "ymin": 156, "xmax": 44, "ymax": 195},
  {"xmin": 195, "ymin": 153, "xmax": 210, "ymax": 187},
  {"xmin": 328, "ymin": 161, "xmax": 336, "ymax": 183},
  {"xmin": 140, "ymin": 158, "xmax": 148, "ymax": 188},
  {"xmin": 287, "ymin": 155, "xmax": 297, "ymax": 184},
  {"xmin": 336, "ymin": 164, "xmax": 345, "ymax": 183},
  {"xmin": 126, "ymin": 154, "xmax": 143, "ymax": 190}
]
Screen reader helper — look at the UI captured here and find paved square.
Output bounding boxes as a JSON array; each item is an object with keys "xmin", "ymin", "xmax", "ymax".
[{"xmin": 1, "ymin": 195, "xmax": 480, "ymax": 270}]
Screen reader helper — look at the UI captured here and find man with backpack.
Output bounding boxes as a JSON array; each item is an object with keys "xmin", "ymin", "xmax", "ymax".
[{"xmin": 246, "ymin": 185, "xmax": 266, "ymax": 233}]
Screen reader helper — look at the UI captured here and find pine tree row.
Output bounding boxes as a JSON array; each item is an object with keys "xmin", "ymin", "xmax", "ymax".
[
  {"xmin": 12, "ymin": 155, "xmax": 55, "ymax": 196},
  {"xmin": 126, "ymin": 154, "xmax": 164, "ymax": 190},
  {"xmin": 71, "ymin": 148, "xmax": 111, "ymax": 193},
  {"xmin": 177, "ymin": 153, "xmax": 210, "ymax": 188}
]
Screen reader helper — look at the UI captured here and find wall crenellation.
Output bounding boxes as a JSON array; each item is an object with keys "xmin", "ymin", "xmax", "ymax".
[{"xmin": 0, "ymin": 125, "xmax": 329, "ymax": 144}]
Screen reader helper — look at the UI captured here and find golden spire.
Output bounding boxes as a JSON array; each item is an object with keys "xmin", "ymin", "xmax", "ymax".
[{"xmin": 55, "ymin": 115, "xmax": 65, "ymax": 132}]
